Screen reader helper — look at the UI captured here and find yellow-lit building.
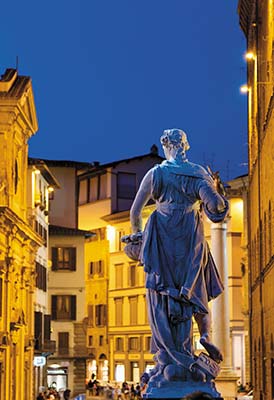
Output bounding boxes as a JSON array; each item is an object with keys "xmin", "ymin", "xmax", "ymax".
[
  {"xmin": 0, "ymin": 68, "xmax": 42, "ymax": 400},
  {"xmin": 40, "ymin": 160, "xmax": 95, "ymax": 397},
  {"xmin": 78, "ymin": 148, "xmax": 163, "ymax": 382},
  {"xmin": 238, "ymin": 1, "xmax": 274, "ymax": 397},
  {"xmin": 27, "ymin": 158, "xmax": 60, "ymax": 395}
]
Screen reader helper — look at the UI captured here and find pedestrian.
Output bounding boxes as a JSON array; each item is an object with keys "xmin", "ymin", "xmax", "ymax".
[{"xmin": 63, "ymin": 388, "xmax": 71, "ymax": 400}]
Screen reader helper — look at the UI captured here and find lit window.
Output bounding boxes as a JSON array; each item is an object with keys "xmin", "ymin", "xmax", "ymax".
[
  {"xmin": 129, "ymin": 296, "xmax": 138, "ymax": 325},
  {"xmin": 51, "ymin": 247, "xmax": 76, "ymax": 271},
  {"xmin": 115, "ymin": 298, "xmax": 123, "ymax": 326},
  {"xmin": 115, "ymin": 264, "xmax": 123, "ymax": 288},
  {"xmin": 128, "ymin": 337, "xmax": 139, "ymax": 351},
  {"xmin": 129, "ymin": 263, "xmax": 137, "ymax": 287},
  {"xmin": 51, "ymin": 295, "xmax": 76, "ymax": 320},
  {"xmin": 116, "ymin": 337, "xmax": 123, "ymax": 351},
  {"xmin": 145, "ymin": 336, "xmax": 151, "ymax": 352},
  {"xmin": 95, "ymin": 304, "xmax": 107, "ymax": 326}
]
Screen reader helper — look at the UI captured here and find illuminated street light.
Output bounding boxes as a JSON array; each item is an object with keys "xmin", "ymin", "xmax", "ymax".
[
  {"xmin": 245, "ymin": 52, "xmax": 255, "ymax": 61},
  {"xmin": 240, "ymin": 84, "xmax": 249, "ymax": 94}
]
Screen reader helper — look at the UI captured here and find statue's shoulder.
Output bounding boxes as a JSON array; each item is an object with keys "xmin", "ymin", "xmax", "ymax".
[
  {"xmin": 159, "ymin": 160, "xmax": 211, "ymax": 180},
  {"xmin": 186, "ymin": 162, "xmax": 211, "ymax": 180}
]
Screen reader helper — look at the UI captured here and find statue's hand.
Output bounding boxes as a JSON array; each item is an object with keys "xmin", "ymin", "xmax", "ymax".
[
  {"xmin": 206, "ymin": 166, "xmax": 226, "ymax": 196},
  {"xmin": 121, "ymin": 232, "xmax": 143, "ymax": 243}
]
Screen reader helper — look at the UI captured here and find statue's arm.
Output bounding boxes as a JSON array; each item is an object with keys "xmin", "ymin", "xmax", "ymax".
[
  {"xmin": 130, "ymin": 169, "xmax": 153, "ymax": 233},
  {"xmin": 198, "ymin": 179, "xmax": 228, "ymax": 222}
]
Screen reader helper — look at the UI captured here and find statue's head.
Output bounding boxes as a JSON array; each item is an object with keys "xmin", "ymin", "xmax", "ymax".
[{"xmin": 160, "ymin": 129, "xmax": 190, "ymax": 160}]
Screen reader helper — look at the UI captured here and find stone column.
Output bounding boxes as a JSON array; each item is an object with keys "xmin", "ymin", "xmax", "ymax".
[{"xmin": 210, "ymin": 221, "xmax": 237, "ymax": 396}]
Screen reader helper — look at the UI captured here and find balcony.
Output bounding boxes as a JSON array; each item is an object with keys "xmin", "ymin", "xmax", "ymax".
[{"xmin": 43, "ymin": 340, "xmax": 56, "ymax": 353}]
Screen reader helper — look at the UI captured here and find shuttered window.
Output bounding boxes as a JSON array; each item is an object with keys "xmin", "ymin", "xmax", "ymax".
[
  {"xmin": 35, "ymin": 262, "xmax": 47, "ymax": 291},
  {"xmin": 115, "ymin": 298, "xmax": 123, "ymax": 327},
  {"xmin": 116, "ymin": 337, "xmax": 123, "ymax": 351},
  {"xmin": 88, "ymin": 304, "xmax": 94, "ymax": 326},
  {"xmin": 51, "ymin": 247, "xmax": 76, "ymax": 271},
  {"xmin": 58, "ymin": 332, "xmax": 69, "ymax": 354},
  {"xmin": 51, "ymin": 295, "xmax": 77, "ymax": 320},
  {"xmin": 95, "ymin": 304, "xmax": 107, "ymax": 326},
  {"xmin": 44, "ymin": 314, "xmax": 51, "ymax": 341},
  {"xmin": 89, "ymin": 260, "xmax": 104, "ymax": 276},
  {"xmin": 129, "ymin": 296, "xmax": 138, "ymax": 325},
  {"xmin": 34, "ymin": 311, "xmax": 43, "ymax": 350}
]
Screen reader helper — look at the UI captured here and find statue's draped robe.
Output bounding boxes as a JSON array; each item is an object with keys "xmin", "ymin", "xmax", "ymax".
[{"xmin": 140, "ymin": 160, "xmax": 228, "ymax": 369}]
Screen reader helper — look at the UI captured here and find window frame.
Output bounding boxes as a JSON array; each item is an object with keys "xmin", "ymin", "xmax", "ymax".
[
  {"xmin": 51, "ymin": 247, "xmax": 76, "ymax": 271},
  {"xmin": 51, "ymin": 295, "xmax": 77, "ymax": 321}
]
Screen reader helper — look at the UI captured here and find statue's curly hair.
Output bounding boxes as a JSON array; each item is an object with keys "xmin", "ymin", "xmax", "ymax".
[{"xmin": 160, "ymin": 128, "xmax": 190, "ymax": 151}]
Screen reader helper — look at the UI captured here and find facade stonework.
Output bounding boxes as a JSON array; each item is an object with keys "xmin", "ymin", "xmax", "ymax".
[
  {"xmin": 0, "ymin": 69, "xmax": 41, "ymax": 400},
  {"xmin": 239, "ymin": 0, "xmax": 274, "ymax": 397}
]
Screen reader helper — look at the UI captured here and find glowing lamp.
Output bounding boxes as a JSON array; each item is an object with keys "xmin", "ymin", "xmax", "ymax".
[
  {"xmin": 240, "ymin": 84, "xmax": 249, "ymax": 94},
  {"xmin": 245, "ymin": 52, "xmax": 255, "ymax": 61},
  {"xmin": 48, "ymin": 186, "xmax": 54, "ymax": 193}
]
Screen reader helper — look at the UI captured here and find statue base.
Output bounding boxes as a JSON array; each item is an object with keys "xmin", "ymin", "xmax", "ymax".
[{"xmin": 142, "ymin": 380, "xmax": 222, "ymax": 399}]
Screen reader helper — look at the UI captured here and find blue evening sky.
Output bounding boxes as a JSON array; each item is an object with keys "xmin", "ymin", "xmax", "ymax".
[{"xmin": 1, "ymin": 0, "xmax": 247, "ymax": 180}]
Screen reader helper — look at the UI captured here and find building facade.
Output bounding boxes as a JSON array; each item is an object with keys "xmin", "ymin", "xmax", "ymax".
[
  {"xmin": 77, "ymin": 148, "xmax": 163, "ymax": 383},
  {"xmin": 41, "ymin": 160, "xmax": 94, "ymax": 397},
  {"xmin": 27, "ymin": 158, "xmax": 60, "ymax": 395},
  {"xmin": 0, "ymin": 68, "xmax": 41, "ymax": 400},
  {"xmin": 48, "ymin": 225, "xmax": 93, "ymax": 397},
  {"xmin": 238, "ymin": 1, "xmax": 274, "ymax": 398}
]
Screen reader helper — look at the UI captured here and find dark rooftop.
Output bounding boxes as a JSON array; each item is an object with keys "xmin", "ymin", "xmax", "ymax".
[{"xmin": 49, "ymin": 224, "xmax": 94, "ymax": 238}]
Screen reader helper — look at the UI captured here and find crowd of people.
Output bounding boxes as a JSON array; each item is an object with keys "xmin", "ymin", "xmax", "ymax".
[
  {"xmin": 87, "ymin": 379, "xmax": 143, "ymax": 400},
  {"xmin": 36, "ymin": 388, "xmax": 71, "ymax": 400}
]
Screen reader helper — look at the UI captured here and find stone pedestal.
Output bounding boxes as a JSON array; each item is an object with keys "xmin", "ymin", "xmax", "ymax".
[{"xmin": 142, "ymin": 380, "xmax": 221, "ymax": 399}]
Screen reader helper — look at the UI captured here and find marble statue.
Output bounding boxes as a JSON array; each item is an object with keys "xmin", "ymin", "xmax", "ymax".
[{"xmin": 122, "ymin": 129, "xmax": 229, "ymax": 398}]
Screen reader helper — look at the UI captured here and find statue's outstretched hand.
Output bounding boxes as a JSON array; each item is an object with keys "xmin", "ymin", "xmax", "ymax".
[
  {"xmin": 121, "ymin": 232, "xmax": 143, "ymax": 243},
  {"xmin": 206, "ymin": 166, "xmax": 226, "ymax": 196}
]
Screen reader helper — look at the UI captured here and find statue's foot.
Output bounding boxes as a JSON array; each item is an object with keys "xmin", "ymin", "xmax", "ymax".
[{"xmin": 200, "ymin": 335, "xmax": 223, "ymax": 363}]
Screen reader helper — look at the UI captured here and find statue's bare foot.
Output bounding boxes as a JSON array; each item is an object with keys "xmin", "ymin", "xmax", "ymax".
[{"xmin": 200, "ymin": 335, "xmax": 223, "ymax": 363}]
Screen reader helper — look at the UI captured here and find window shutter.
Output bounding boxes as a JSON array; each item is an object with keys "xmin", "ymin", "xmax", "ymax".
[
  {"xmin": 88, "ymin": 305, "xmax": 93, "ymax": 326},
  {"xmin": 51, "ymin": 295, "xmax": 57, "ymax": 320},
  {"xmin": 70, "ymin": 248, "xmax": 76, "ymax": 271},
  {"xmin": 44, "ymin": 314, "xmax": 51, "ymax": 341},
  {"xmin": 70, "ymin": 295, "xmax": 76, "ymax": 320},
  {"xmin": 103, "ymin": 304, "xmax": 107, "ymax": 326},
  {"xmin": 42, "ymin": 265, "xmax": 47, "ymax": 292},
  {"xmin": 95, "ymin": 305, "xmax": 99, "ymax": 326},
  {"xmin": 34, "ymin": 311, "xmax": 43, "ymax": 350},
  {"xmin": 51, "ymin": 248, "xmax": 58, "ymax": 271},
  {"xmin": 90, "ymin": 262, "xmax": 94, "ymax": 275}
]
